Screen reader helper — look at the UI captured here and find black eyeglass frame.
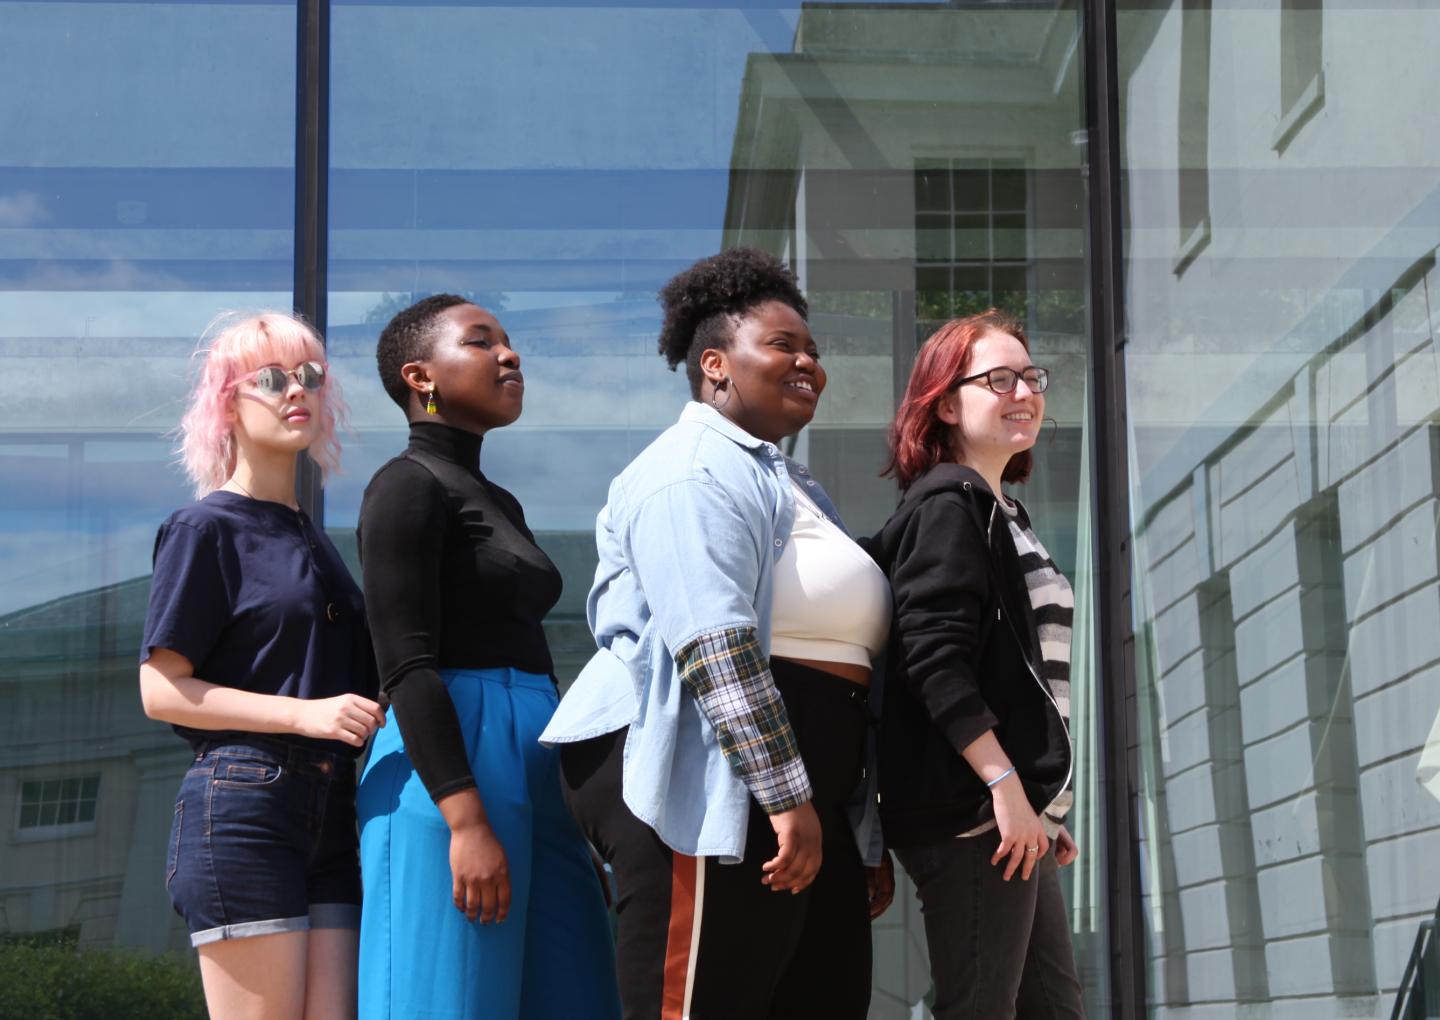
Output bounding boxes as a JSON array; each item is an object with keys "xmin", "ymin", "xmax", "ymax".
[{"xmin": 955, "ymin": 365, "xmax": 1050, "ymax": 394}]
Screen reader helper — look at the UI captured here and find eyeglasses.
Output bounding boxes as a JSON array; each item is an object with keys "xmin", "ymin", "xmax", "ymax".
[
  {"xmin": 956, "ymin": 365, "xmax": 1049, "ymax": 395},
  {"xmin": 236, "ymin": 361, "xmax": 327, "ymax": 396}
]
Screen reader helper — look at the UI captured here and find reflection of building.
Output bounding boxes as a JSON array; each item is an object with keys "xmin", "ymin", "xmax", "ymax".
[
  {"xmin": 724, "ymin": 2, "xmax": 1088, "ymax": 374},
  {"xmin": 722, "ymin": 8, "xmax": 1103, "ymax": 1014},
  {"xmin": 4, "ymin": 0, "xmax": 1440, "ymax": 1015},
  {"xmin": 1132, "ymin": 232, "xmax": 1440, "ymax": 1013},
  {"xmin": 1117, "ymin": 4, "xmax": 1440, "ymax": 1015},
  {"xmin": 0, "ymin": 578, "xmax": 191, "ymax": 952}
]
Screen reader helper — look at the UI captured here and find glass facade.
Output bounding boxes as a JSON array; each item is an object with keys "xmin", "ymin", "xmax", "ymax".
[
  {"xmin": 1119, "ymin": 2, "xmax": 1440, "ymax": 1016},
  {"xmin": 0, "ymin": 0, "xmax": 297, "ymax": 962},
  {"xmin": 0, "ymin": 0, "xmax": 1434, "ymax": 1017}
]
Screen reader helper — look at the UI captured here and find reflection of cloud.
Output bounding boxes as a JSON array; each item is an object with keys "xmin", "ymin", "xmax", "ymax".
[
  {"xmin": 0, "ymin": 191, "xmax": 48, "ymax": 227},
  {"xmin": 16, "ymin": 259, "xmax": 188, "ymax": 292}
]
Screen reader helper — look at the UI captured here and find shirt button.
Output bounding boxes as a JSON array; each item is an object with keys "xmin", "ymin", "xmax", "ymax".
[
  {"xmin": 774, "ymin": 538, "xmax": 783, "ymax": 548},
  {"xmin": 805, "ymin": 479, "xmax": 816, "ymax": 487},
  {"xmin": 325, "ymin": 602, "xmax": 339, "ymax": 622}
]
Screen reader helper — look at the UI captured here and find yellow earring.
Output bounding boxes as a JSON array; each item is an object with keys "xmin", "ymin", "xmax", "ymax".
[{"xmin": 425, "ymin": 389, "xmax": 437, "ymax": 415}]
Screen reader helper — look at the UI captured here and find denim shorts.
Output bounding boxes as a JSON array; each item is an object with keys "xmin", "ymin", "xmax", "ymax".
[{"xmin": 167, "ymin": 739, "xmax": 363, "ymax": 947}]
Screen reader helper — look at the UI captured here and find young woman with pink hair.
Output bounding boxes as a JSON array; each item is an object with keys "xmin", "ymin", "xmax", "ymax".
[{"xmin": 138, "ymin": 312, "xmax": 382, "ymax": 1020}]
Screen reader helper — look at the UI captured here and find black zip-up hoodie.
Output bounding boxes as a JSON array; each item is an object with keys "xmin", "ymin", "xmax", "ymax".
[{"xmin": 868, "ymin": 463, "xmax": 1072, "ymax": 849}]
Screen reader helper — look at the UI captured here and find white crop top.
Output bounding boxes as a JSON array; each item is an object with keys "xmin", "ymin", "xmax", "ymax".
[{"xmin": 770, "ymin": 482, "xmax": 892, "ymax": 668}]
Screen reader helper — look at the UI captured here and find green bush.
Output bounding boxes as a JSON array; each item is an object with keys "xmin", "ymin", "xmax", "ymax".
[{"xmin": 0, "ymin": 940, "xmax": 205, "ymax": 1020}]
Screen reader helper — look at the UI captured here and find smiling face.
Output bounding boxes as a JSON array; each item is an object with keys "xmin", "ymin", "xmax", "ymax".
[
  {"xmin": 229, "ymin": 359, "xmax": 325, "ymax": 457},
  {"xmin": 408, "ymin": 304, "xmax": 524, "ymax": 434},
  {"xmin": 702, "ymin": 300, "xmax": 824, "ymax": 444},
  {"xmin": 941, "ymin": 330, "xmax": 1043, "ymax": 473}
]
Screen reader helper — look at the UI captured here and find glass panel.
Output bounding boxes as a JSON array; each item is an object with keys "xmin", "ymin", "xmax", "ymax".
[
  {"xmin": 955, "ymin": 213, "xmax": 992, "ymax": 261},
  {"xmin": 953, "ymin": 162, "xmax": 990, "ymax": 212},
  {"xmin": 915, "ymin": 160, "xmax": 952, "ymax": 212},
  {"xmin": 1119, "ymin": 3, "xmax": 1440, "ymax": 1016},
  {"xmin": 328, "ymin": 1, "xmax": 1105, "ymax": 1014},
  {"xmin": 0, "ymin": 0, "xmax": 295, "ymax": 980},
  {"xmin": 916, "ymin": 213, "xmax": 953, "ymax": 263}
]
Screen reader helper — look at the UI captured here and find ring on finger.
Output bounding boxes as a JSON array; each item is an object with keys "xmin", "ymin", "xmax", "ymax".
[{"xmin": 1025, "ymin": 846, "xmax": 1039, "ymax": 854}]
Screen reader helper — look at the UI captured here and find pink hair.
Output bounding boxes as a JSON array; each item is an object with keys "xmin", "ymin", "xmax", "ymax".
[{"xmin": 178, "ymin": 312, "xmax": 347, "ymax": 497}]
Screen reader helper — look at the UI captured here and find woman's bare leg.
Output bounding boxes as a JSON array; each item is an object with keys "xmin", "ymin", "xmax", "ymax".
[
  {"xmin": 304, "ymin": 927, "xmax": 359, "ymax": 1020},
  {"xmin": 197, "ymin": 930, "xmax": 308, "ymax": 1020}
]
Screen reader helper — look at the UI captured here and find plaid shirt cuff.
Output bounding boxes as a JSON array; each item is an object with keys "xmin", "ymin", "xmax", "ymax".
[{"xmin": 676, "ymin": 627, "xmax": 812, "ymax": 814}]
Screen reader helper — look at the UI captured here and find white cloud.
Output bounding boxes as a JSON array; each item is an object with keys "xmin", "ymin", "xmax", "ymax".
[{"xmin": 0, "ymin": 191, "xmax": 48, "ymax": 227}]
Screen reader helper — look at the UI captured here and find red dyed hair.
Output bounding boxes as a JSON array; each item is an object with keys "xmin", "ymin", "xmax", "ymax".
[{"xmin": 884, "ymin": 308, "xmax": 1033, "ymax": 490}]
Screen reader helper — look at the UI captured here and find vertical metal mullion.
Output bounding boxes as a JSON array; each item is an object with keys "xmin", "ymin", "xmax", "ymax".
[
  {"xmin": 1080, "ymin": 0, "xmax": 1146, "ymax": 1016},
  {"xmin": 294, "ymin": 0, "xmax": 330, "ymax": 520}
]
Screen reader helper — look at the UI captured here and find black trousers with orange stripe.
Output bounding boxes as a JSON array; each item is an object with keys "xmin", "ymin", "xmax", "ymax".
[{"xmin": 559, "ymin": 660, "xmax": 873, "ymax": 1020}]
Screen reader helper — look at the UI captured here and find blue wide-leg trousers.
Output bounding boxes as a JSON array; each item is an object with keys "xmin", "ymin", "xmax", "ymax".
[{"xmin": 357, "ymin": 667, "xmax": 620, "ymax": 1019}]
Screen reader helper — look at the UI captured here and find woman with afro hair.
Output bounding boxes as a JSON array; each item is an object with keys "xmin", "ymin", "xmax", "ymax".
[{"xmin": 543, "ymin": 247, "xmax": 896, "ymax": 1019}]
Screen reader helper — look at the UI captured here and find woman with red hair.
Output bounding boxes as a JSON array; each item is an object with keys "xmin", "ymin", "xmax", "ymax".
[{"xmin": 869, "ymin": 309, "xmax": 1084, "ymax": 1018}]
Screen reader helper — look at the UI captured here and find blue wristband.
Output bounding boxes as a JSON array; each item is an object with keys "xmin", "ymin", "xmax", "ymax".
[{"xmin": 986, "ymin": 766, "xmax": 1016, "ymax": 788}]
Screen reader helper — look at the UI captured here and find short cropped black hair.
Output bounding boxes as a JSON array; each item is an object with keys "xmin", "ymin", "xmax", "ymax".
[
  {"xmin": 657, "ymin": 248, "xmax": 808, "ymax": 398},
  {"xmin": 375, "ymin": 294, "xmax": 471, "ymax": 409}
]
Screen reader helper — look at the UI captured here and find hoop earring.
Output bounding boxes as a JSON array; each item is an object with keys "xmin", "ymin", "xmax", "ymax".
[
  {"xmin": 425, "ymin": 389, "xmax": 437, "ymax": 415},
  {"xmin": 709, "ymin": 376, "xmax": 732, "ymax": 411}
]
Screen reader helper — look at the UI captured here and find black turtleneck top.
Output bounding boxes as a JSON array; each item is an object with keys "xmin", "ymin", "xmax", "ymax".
[{"xmin": 357, "ymin": 421, "xmax": 562, "ymax": 800}]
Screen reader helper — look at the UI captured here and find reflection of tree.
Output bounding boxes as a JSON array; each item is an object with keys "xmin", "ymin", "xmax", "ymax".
[
  {"xmin": 808, "ymin": 290, "xmax": 892, "ymax": 318},
  {"xmin": 363, "ymin": 290, "xmax": 509, "ymax": 325},
  {"xmin": 916, "ymin": 287, "xmax": 1086, "ymax": 337}
]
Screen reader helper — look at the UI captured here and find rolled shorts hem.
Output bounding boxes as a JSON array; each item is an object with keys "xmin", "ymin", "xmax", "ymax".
[
  {"xmin": 189, "ymin": 902, "xmax": 361, "ymax": 947},
  {"xmin": 191, "ymin": 914, "xmax": 309, "ymax": 947},
  {"xmin": 309, "ymin": 902, "xmax": 361, "ymax": 930}
]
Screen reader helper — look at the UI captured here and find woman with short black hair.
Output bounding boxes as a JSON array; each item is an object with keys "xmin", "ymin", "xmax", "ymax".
[{"xmin": 355, "ymin": 295, "xmax": 619, "ymax": 1019}]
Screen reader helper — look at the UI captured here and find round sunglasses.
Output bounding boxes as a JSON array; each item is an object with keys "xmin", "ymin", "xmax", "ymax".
[{"xmin": 236, "ymin": 361, "xmax": 327, "ymax": 396}]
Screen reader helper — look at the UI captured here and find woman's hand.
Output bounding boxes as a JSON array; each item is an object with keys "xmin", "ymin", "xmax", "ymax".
[
  {"xmin": 436, "ymin": 790, "xmax": 511, "ymax": 923},
  {"xmin": 448, "ymin": 821, "xmax": 512, "ymax": 923},
  {"xmin": 1054, "ymin": 825, "xmax": 1079, "ymax": 867},
  {"xmin": 290, "ymin": 693, "xmax": 386, "ymax": 748},
  {"xmin": 990, "ymin": 773, "xmax": 1049, "ymax": 882},
  {"xmin": 761, "ymin": 801, "xmax": 822, "ymax": 893},
  {"xmin": 866, "ymin": 851, "xmax": 896, "ymax": 919}
]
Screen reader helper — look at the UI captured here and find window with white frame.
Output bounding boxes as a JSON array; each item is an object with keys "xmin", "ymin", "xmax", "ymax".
[{"xmin": 17, "ymin": 776, "xmax": 100, "ymax": 833}]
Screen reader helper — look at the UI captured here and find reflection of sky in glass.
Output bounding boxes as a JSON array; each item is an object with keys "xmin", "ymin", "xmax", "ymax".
[
  {"xmin": 0, "ymin": 0, "xmax": 296, "ymax": 619},
  {"xmin": 324, "ymin": 1, "xmax": 813, "ymax": 533}
]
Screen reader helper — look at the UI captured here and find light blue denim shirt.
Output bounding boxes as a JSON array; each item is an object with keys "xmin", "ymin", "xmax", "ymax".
[{"xmin": 541, "ymin": 401, "xmax": 882, "ymax": 865}]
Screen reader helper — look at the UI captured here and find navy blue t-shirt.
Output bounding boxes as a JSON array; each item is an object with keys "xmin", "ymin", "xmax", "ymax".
[{"xmin": 140, "ymin": 491, "xmax": 379, "ymax": 757}]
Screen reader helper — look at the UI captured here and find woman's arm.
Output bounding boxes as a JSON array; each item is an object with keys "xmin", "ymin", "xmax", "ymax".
[
  {"xmin": 358, "ymin": 459, "xmax": 512, "ymax": 921},
  {"xmin": 889, "ymin": 493, "xmax": 1000, "ymax": 752},
  {"xmin": 139, "ymin": 647, "xmax": 384, "ymax": 748},
  {"xmin": 891, "ymin": 496, "xmax": 1048, "ymax": 880},
  {"xmin": 628, "ymin": 476, "xmax": 821, "ymax": 892},
  {"xmin": 359, "ymin": 459, "xmax": 476, "ymax": 800}
]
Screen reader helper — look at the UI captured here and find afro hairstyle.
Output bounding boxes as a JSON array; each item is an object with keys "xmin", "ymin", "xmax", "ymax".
[{"xmin": 656, "ymin": 248, "xmax": 808, "ymax": 398}]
